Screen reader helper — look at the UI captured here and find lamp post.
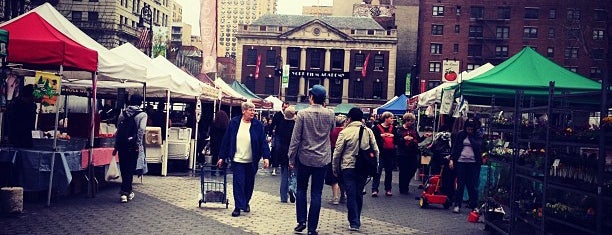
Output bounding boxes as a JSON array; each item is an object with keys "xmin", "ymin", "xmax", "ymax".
[{"xmin": 139, "ymin": 5, "xmax": 153, "ymax": 57}]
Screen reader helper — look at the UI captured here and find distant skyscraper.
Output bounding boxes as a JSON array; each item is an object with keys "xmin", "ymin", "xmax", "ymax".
[{"xmin": 217, "ymin": 0, "xmax": 277, "ymax": 58}]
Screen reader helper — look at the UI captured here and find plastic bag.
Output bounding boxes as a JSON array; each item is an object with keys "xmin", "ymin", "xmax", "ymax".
[
  {"xmin": 105, "ymin": 156, "xmax": 121, "ymax": 181},
  {"xmin": 289, "ymin": 170, "xmax": 297, "ymax": 194}
]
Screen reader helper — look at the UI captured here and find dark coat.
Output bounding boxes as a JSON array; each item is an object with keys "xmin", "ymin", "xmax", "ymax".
[
  {"xmin": 219, "ymin": 116, "xmax": 271, "ymax": 170},
  {"xmin": 209, "ymin": 125, "xmax": 227, "ymax": 158},
  {"xmin": 395, "ymin": 125, "xmax": 420, "ymax": 157},
  {"xmin": 450, "ymin": 130, "xmax": 483, "ymax": 164},
  {"xmin": 274, "ymin": 119, "xmax": 295, "ymax": 167},
  {"xmin": 7, "ymin": 98, "xmax": 37, "ymax": 148}
]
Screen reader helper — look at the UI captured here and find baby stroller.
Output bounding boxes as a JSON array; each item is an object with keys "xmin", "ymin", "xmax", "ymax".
[{"xmin": 419, "ymin": 132, "xmax": 453, "ymax": 209}]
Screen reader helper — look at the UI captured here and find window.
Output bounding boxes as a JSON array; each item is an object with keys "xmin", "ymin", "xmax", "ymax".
[
  {"xmin": 455, "ymin": 6, "xmax": 461, "ymax": 15},
  {"xmin": 288, "ymin": 48, "xmax": 300, "ymax": 68},
  {"xmin": 428, "ymin": 81, "xmax": 441, "ymax": 90},
  {"xmin": 266, "ymin": 50, "xmax": 276, "ymax": 66},
  {"xmin": 593, "ymin": 30, "xmax": 605, "ymax": 40},
  {"xmin": 592, "ymin": 48, "xmax": 604, "ymax": 60},
  {"xmin": 549, "ymin": 9, "xmax": 557, "ymax": 19},
  {"xmin": 548, "ymin": 27, "xmax": 555, "ymax": 38},
  {"xmin": 469, "ymin": 26, "xmax": 483, "ymax": 38},
  {"xmin": 498, "ymin": 7, "xmax": 511, "ymax": 19},
  {"xmin": 594, "ymin": 9, "xmax": 607, "ymax": 21},
  {"xmin": 246, "ymin": 49, "xmax": 257, "ymax": 65},
  {"xmin": 470, "ymin": 6, "xmax": 484, "ymax": 19},
  {"xmin": 567, "ymin": 9, "xmax": 581, "ymax": 21},
  {"xmin": 353, "ymin": 80, "xmax": 364, "ymax": 98},
  {"xmin": 259, "ymin": 26, "xmax": 266, "ymax": 31},
  {"xmin": 372, "ymin": 81, "xmax": 383, "ymax": 99},
  {"xmin": 72, "ymin": 11, "xmax": 82, "ymax": 21},
  {"xmin": 524, "ymin": 8, "xmax": 539, "ymax": 19},
  {"xmin": 495, "ymin": 46, "xmax": 509, "ymax": 57},
  {"xmin": 330, "ymin": 79, "xmax": 342, "ymax": 98},
  {"xmin": 523, "ymin": 27, "xmax": 538, "ymax": 38},
  {"xmin": 309, "ymin": 49, "xmax": 321, "ymax": 69},
  {"xmin": 565, "ymin": 67, "xmax": 577, "ymax": 73},
  {"xmin": 566, "ymin": 28, "xmax": 580, "ymax": 39},
  {"xmin": 243, "ymin": 76, "xmax": 255, "ymax": 91},
  {"xmin": 468, "ymin": 44, "xmax": 482, "ymax": 57},
  {"xmin": 454, "ymin": 25, "xmax": 460, "ymax": 33},
  {"xmin": 547, "ymin": 47, "xmax": 554, "ymax": 57},
  {"xmin": 433, "ymin": 6, "xmax": 444, "ymax": 16},
  {"xmin": 265, "ymin": 76, "xmax": 275, "ymax": 94},
  {"xmin": 430, "ymin": 43, "xmax": 443, "ymax": 54},
  {"xmin": 373, "ymin": 55, "xmax": 384, "ymax": 71},
  {"xmin": 354, "ymin": 53, "xmax": 365, "ymax": 70},
  {"xmin": 590, "ymin": 67, "xmax": 602, "ymax": 79},
  {"xmin": 432, "ymin": 24, "xmax": 444, "ymax": 35},
  {"xmin": 496, "ymin": 26, "xmax": 509, "ymax": 39},
  {"xmin": 331, "ymin": 50, "xmax": 344, "ymax": 70},
  {"xmin": 428, "ymin": 62, "xmax": 441, "ymax": 72},
  {"xmin": 467, "ymin": 64, "xmax": 480, "ymax": 72},
  {"xmin": 453, "ymin": 44, "xmax": 459, "ymax": 53},
  {"xmin": 564, "ymin": 47, "xmax": 579, "ymax": 59}
]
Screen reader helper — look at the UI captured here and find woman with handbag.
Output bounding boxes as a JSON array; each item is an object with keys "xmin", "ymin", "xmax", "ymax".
[{"xmin": 332, "ymin": 108, "xmax": 379, "ymax": 231}]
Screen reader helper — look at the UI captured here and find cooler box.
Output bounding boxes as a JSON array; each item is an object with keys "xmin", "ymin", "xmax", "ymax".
[
  {"xmin": 167, "ymin": 127, "xmax": 192, "ymax": 160},
  {"xmin": 145, "ymin": 127, "xmax": 164, "ymax": 163}
]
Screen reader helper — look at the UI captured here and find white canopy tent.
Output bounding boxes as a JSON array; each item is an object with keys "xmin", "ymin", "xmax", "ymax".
[
  {"xmin": 151, "ymin": 57, "xmax": 218, "ymax": 100},
  {"xmin": 416, "ymin": 63, "xmax": 494, "ymax": 107},
  {"xmin": 214, "ymin": 78, "xmax": 247, "ymax": 100},
  {"xmin": 264, "ymin": 96, "xmax": 284, "ymax": 112}
]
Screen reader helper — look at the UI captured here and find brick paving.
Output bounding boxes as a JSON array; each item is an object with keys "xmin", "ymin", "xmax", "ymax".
[{"xmin": 1, "ymin": 166, "xmax": 486, "ymax": 235}]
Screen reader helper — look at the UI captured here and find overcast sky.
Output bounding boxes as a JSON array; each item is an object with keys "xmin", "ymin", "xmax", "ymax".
[{"xmin": 174, "ymin": 0, "xmax": 333, "ymax": 36}]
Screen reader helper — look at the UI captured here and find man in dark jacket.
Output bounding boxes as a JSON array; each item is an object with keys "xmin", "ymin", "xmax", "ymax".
[{"xmin": 7, "ymin": 84, "xmax": 37, "ymax": 148}]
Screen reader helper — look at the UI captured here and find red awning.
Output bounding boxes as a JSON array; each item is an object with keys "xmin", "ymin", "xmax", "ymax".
[{"xmin": 1, "ymin": 12, "xmax": 97, "ymax": 72}]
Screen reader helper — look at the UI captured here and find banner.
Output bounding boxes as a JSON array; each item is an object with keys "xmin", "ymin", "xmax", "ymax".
[
  {"xmin": 419, "ymin": 79, "xmax": 426, "ymax": 93},
  {"xmin": 200, "ymin": 0, "xmax": 217, "ymax": 73},
  {"xmin": 282, "ymin": 64, "xmax": 289, "ymax": 88},
  {"xmin": 33, "ymin": 71, "xmax": 60, "ymax": 107},
  {"xmin": 442, "ymin": 59, "xmax": 460, "ymax": 82},
  {"xmin": 254, "ymin": 55, "xmax": 261, "ymax": 79},
  {"xmin": 361, "ymin": 53, "xmax": 371, "ymax": 77},
  {"xmin": 152, "ymin": 26, "xmax": 167, "ymax": 58},
  {"xmin": 405, "ymin": 73, "xmax": 411, "ymax": 95},
  {"xmin": 439, "ymin": 89, "xmax": 454, "ymax": 114}
]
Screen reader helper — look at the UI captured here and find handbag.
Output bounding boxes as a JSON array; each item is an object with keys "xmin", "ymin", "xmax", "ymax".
[
  {"xmin": 355, "ymin": 126, "xmax": 378, "ymax": 177},
  {"xmin": 105, "ymin": 156, "xmax": 121, "ymax": 181},
  {"xmin": 289, "ymin": 170, "xmax": 297, "ymax": 193}
]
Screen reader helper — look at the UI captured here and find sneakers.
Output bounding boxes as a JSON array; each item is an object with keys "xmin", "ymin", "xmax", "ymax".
[
  {"xmin": 452, "ymin": 206, "xmax": 461, "ymax": 213},
  {"xmin": 349, "ymin": 226, "xmax": 360, "ymax": 231},
  {"xmin": 328, "ymin": 198, "xmax": 339, "ymax": 205},
  {"xmin": 128, "ymin": 192, "xmax": 135, "ymax": 201},
  {"xmin": 271, "ymin": 168, "xmax": 277, "ymax": 176},
  {"xmin": 385, "ymin": 190, "xmax": 393, "ymax": 196},
  {"xmin": 120, "ymin": 195, "xmax": 128, "ymax": 203},
  {"xmin": 371, "ymin": 191, "xmax": 378, "ymax": 197}
]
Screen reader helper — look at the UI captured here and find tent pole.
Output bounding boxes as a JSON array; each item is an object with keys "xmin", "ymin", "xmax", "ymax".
[
  {"xmin": 162, "ymin": 89, "xmax": 170, "ymax": 176},
  {"xmin": 48, "ymin": 65, "xmax": 63, "ymax": 207},
  {"xmin": 191, "ymin": 96, "xmax": 199, "ymax": 174},
  {"xmin": 87, "ymin": 72, "xmax": 98, "ymax": 198}
]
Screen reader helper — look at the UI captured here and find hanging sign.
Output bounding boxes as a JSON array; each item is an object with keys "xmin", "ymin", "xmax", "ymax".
[
  {"xmin": 439, "ymin": 89, "xmax": 454, "ymax": 114},
  {"xmin": 33, "ymin": 71, "xmax": 61, "ymax": 107},
  {"xmin": 442, "ymin": 60, "xmax": 460, "ymax": 83},
  {"xmin": 282, "ymin": 64, "xmax": 290, "ymax": 88}
]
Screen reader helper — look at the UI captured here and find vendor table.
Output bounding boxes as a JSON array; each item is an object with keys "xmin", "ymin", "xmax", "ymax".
[{"xmin": 81, "ymin": 147, "xmax": 116, "ymax": 169}]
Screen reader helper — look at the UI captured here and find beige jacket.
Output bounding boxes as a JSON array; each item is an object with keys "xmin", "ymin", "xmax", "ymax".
[{"xmin": 332, "ymin": 121, "xmax": 380, "ymax": 175}]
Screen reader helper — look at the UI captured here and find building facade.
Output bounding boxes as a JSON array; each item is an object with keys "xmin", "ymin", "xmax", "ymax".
[
  {"xmin": 55, "ymin": 0, "xmax": 172, "ymax": 50},
  {"xmin": 417, "ymin": 0, "xmax": 610, "ymax": 93},
  {"xmin": 302, "ymin": 6, "xmax": 333, "ymax": 16},
  {"xmin": 217, "ymin": 0, "xmax": 277, "ymax": 58},
  {"xmin": 235, "ymin": 14, "xmax": 397, "ymax": 107}
]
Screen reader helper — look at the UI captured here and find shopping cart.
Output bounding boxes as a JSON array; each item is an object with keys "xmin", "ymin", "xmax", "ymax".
[{"xmin": 198, "ymin": 165, "xmax": 229, "ymax": 208}]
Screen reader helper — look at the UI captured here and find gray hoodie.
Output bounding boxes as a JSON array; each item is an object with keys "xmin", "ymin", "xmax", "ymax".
[{"xmin": 115, "ymin": 105, "xmax": 148, "ymax": 174}]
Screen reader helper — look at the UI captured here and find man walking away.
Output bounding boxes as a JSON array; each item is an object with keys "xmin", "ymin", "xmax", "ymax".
[{"xmin": 288, "ymin": 85, "xmax": 335, "ymax": 235}]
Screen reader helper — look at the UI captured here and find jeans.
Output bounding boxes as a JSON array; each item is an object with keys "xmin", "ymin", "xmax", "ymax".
[
  {"xmin": 342, "ymin": 168, "xmax": 368, "ymax": 229},
  {"xmin": 397, "ymin": 153, "xmax": 418, "ymax": 193},
  {"xmin": 453, "ymin": 162, "xmax": 481, "ymax": 208},
  {"xmin": 280, "ymin": 165, "xmax": 289, "ymax": 202},
  {"xmin": 295, "ymin": 160, "xmax": 326, "ymax": 232},
  {"xmin": 118, "ymin": 148, "xmax": 138, "ymax": 195},
  {"xmin": 371, "ymin": 148, "xmax": 395, "ymax": 192},
  {"xmin": 231, "ymin": 162, "xmax": 256, "ymax": 210}
]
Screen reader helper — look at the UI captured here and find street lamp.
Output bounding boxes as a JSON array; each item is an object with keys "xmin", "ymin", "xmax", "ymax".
[{"xmin": 138, "ymin": 5, "xmax": 153, "ymax": 57}]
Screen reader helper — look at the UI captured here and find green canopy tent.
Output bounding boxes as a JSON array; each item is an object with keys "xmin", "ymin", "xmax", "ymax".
[
  {"xmin": 446, "ymin": 47, "xmax": 602, "ymax": 104},
  {"xmin": 333, "ymin": 103, "xmax": 356, "ymax": 115},
  {"xmin": 230, "ymin": 80, "xmax": 262, "ymax": 100}
]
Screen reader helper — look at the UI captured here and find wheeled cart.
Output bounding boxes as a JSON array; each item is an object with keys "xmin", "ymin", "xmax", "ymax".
[{"xmin": 198, "ymin": 165, "xmax": 229, "ymax": 208}]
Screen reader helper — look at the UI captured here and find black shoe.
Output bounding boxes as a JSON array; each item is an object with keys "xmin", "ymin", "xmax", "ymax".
[
  {"xmin": 307, "ymin": 231, "xmax": 318, "ymax": 235},
  {"xmin": 289, "ymin": 191, "xmax": 296, "ymax": 203},
  {"xmin": 294, "ymin": 223, "xmax": 306, "ymax": 232},
  {"xmin": 243, "ymin": 205, "xmax": 250, "ymax": 212},
  {"xmin": 231, "ymin": 208, "xmax": 240, "ymax": 217}
]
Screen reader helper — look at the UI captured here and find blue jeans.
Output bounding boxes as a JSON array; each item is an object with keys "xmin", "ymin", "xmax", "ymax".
[
  {"xmin": 295, "ymin": 160, "xmax": 326, "ymax": 232},
  {"xmin": 342, "ymin": 168, "xmax": 368, "ymax": 229},
  {"xmin": 372, "ymin": 148, "xmax": 395, "ymax": 192},
  {"xmin": 453, "ymin": 162, "xmax": 481, "ymax": 208},
  {"xmin": 231, "ymin": 162, "xmax": 256, "ymax": 210},
  {"xmin": 280, "ymin": 166, "xmax": 289, "ymax": 202}
]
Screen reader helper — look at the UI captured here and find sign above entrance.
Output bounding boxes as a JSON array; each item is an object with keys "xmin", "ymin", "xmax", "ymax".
[{"xmin": 290, "ymin": 70, "xmax": 349, "ymax": 79}]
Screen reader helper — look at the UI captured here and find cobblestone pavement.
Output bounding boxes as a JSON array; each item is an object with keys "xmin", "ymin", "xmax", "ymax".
[{"xmin": 1, "ymin": 167, "xmax": 486, "ymax": 235}]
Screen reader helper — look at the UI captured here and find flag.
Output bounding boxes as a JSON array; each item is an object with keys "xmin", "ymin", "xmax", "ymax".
[
  {"xmin": 361, "ymin": 53, "xmax": 371, "ymax": 77},
  {"xmin": 137, "ymin": 28, "xmax": 150, "ymax": 49},
  {"xmin": 254, "ymin": 55, "xmax": 261, "ymax": 79},
  {"xmin": 200, "ymin": 0, "xmax": 218, "ymax": 73}
]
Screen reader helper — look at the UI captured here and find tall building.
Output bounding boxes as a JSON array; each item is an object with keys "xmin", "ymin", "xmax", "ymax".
[
  {"xmin": 417, "ymin": 0, "xmax": 610, "ymax": 93},
  {"xmin": 302, "ymin": 6, "xmax": 333, "ymax": 16},
  {"xmin": 55, "ymin": 0, "xmax": 172, "ymax": 50},
  {"xmin": 171, "ymin": 0, "xmax": 181, "ymax": 23},
  {"xmin": 217, "ymin": 0, "xmax": 277, "ymax": 58},
  {"xmin": 235, "ymin": 14, "xmax": 397, "ymax": 108}
]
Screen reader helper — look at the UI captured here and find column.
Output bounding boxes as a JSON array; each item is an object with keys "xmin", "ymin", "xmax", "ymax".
[
  {"xmin": 299, "ymin": 47, "xmax": 307, "ymax": 101},
  {"xmin": 236, "ymin": 43, "xmax": 244, "ymax": 82},
  {"xmin": 387, "ymin": 48, "xmax": 397, "ymax": 100},
  {"xmin": 324, "ymin": 48, "xmax": 331, "ymax": 104},
  {"xmin": 280, "ymin": 46, "xmax": 288, "ymax": 101},
  {"xmin": 342, "ymin": 49, "xmax": 351, "ymax": 103}
]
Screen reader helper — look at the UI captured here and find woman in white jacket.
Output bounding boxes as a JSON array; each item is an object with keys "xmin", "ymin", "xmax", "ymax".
[{"xmin": 332, "ymin": 108, "xmax": 380, "ymax": 231}]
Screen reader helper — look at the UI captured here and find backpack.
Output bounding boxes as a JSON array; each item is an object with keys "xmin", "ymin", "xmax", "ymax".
[
  {"xmin": 115, "ymin": 110, "xmax": 142, "ymax": 150},
  {"xmin": 377, "ymin": 124, "xmax": 395, "ymax": 150},
  {"xmin": 355, "ymin": 126, "xmax": 378, "ymax": 177}
]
